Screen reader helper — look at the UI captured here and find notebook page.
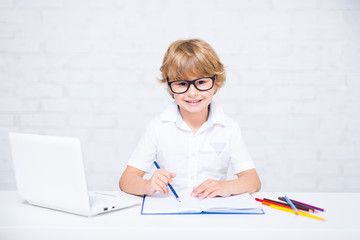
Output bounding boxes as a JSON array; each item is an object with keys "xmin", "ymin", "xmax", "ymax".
[
  {"xmin": 142, "ymin": 189, "xmax": 201, "ymax": 214},
  {"xmin": 199, "ymin": 193, "xmax": 262, "ymax": 213}
]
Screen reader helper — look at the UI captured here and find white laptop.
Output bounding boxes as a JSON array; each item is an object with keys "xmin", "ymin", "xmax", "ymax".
[{"xmin": 9, "ymin": 132, "xmax": 140, "ymax": 217}]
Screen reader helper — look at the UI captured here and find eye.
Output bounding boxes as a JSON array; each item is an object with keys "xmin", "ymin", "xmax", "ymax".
[
  {"xmin": 175, "ymin": 81, "xmax": 188, "ymax": 86},
  {"xmin": 197, "ymin": 80, "xmax": 206, "ymax": 85}
]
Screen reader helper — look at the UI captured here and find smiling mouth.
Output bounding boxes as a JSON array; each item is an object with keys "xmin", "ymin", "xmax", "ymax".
[{"xmin": 185, "ymin": 100, "xmax": 202, "ymax": 104}]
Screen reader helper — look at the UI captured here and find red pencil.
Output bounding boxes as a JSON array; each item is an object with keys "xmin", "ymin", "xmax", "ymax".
[{"xmin": 256, "ymin": 198, "xmax": 293, "ymax": 210}]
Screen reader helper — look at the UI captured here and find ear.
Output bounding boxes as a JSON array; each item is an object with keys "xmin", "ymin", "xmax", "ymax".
[
  {"xmin": 166, "ymin": 85, "xmax": 175, "ymax": 99},
  {"xmin": 213, "ymin": 85, "xmax": 218, "ymax": 94}
]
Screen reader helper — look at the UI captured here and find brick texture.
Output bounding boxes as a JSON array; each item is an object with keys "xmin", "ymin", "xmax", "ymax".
[{"xmin": 0, "ymin": 0, "xmax": 359, "ymax": 191}]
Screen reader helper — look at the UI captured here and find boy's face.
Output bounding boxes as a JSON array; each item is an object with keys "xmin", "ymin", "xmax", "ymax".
[{"xmin": 171, "ymin": 74, "xmax": 217, "ymax": 117}]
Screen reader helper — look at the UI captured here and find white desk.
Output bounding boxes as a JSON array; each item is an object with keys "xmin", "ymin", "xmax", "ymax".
[{"xmin": 1, "ymin": 191, "xmax": 359, "ymax": 240}]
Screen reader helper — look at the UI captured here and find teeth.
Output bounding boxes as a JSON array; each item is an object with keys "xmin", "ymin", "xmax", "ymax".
[{"xmin": 187, "ymin": 100, "xmax": 200, "ymax": 103}]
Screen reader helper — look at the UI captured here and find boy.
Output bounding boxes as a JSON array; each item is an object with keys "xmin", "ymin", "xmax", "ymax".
[{"xmin": 119, "ymin": 39, "xmax": 261, "ymax": 199}]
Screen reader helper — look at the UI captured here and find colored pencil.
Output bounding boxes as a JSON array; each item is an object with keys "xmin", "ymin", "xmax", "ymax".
[
  {"xmin": 263, "ymin": 198, "xmax": 315, "ymax": 213},
  {"xmin": 256, "ymin": 198, "xmax": 312, "ymax": 213},
  {"xmin": 256, "ymin": 199, "xmax": 325, "ymax": 221},
  {"xmin": 269, "ymin": 204, "xmax": 325, "ymax": 221},
  {"xmin": 153, "ymin": 161, "xmax": 181, "ymax": 202},
  {"xmin": 278, "ymin": 197, "xmax": 325, "ymax": 212},
  {"xmin": 284, "ymin": 195, "xmax": 298, "ymax": 214},
  {"xmin": 256, "ymin": 198, "xmax": 292, "ymax": 209}
]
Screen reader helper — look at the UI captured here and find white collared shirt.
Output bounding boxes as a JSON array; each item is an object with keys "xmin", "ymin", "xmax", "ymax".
[{"xmin": 127, "ymin": 101, "xmax": 255, "ymax": 190}]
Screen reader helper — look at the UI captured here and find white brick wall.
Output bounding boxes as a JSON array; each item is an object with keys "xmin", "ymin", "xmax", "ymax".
[{"xmin": 0, "ymin": 0, "xmax": 359, "ymax": 192}]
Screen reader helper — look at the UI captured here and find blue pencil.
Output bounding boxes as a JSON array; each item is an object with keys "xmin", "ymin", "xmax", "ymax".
[
  {"xmin": 153, "ymin": 161, "xmax": 181, "ymax": 202},
  {"xmin": 284, "ymin": 195, "xmax": 298, "ymax": 215}
]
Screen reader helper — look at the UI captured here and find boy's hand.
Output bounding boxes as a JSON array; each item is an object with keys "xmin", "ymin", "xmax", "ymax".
[
  {"xmin": 191, "ymin": 179, "xmax": 231, "ymax": 200},
  {"xmin": 146, "ymin": 169, "xmax": 176, "ymax": 196}
]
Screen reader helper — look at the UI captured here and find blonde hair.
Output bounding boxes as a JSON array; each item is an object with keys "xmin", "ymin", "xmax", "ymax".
[{"xmin": 159, "ymin": 39, "xmax": 226, "ymax": 97}]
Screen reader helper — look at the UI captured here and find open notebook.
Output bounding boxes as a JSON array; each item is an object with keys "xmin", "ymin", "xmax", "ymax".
[{"xmin": 141, "ymin": 189, "xmax": 264, "ymax": 215}]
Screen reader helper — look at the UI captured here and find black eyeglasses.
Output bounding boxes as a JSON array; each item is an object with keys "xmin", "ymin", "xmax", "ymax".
[{"xmin": 167, "ymin": 75, "xmax": 216, "ymax": 94}]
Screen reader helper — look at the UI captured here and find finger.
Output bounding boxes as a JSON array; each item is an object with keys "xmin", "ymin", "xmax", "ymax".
[
  {"xmin": 155, "ymin": 173, "xmax": 171, "ymax": 185},
  {"xmin": 169, "ymin": 173, "xmax": 176, "ymax": 183},
  {"xmin": 155, "ymin": 170, "xmax": 175, "ymax": 184},
  {"xmin": 199, "ymin": 186, "xmax": 216, "ymax": 200},
  {"xmin": 197, "ymin": 180, "xmax": 221, "ymax": 199},
  {"xmin": 150, "ymin": 183, "xmax": 163, "ymax": 194},
  {"xmin": 192, "ymin": 184, "xmax": 209, "ymax": 197},
  {"xmin": 191, "ymin": 186, "xmax": 202, "ymax": 197},
  {"xmin": 207, "ymin": 190, "xmax": 219, "ymax": 199},
  {"xmin": 192, "ymin": 179, "xmax": 213, "ymax": 197},
  {"xmin": 150, "ymin": 174, "xmax": 168, "ymax": 194},
  {"xmin": 154, "ymin": 181, "xmax": 168, "ymax": 194},
  {"xmin": 192, "ymin": 184, "xmax": 206, "ymax": 197},
  {"xmin": 157, "ymin": 171, "xmax": 177, "ymax": 186},
  {"xmin": 154, "ymin": 178, "xmax": 169, "ymax": 194},
  {"xmin": 156, "ymin": 169, "xmax": 174, "ymax": 180},
  {"xmin": 192, "ymin": 181, "xmax": 208, "ymax": 195}
]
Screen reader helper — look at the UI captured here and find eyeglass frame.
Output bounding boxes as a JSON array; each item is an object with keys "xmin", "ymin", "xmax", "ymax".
[{"xmin": 167, "ymin": 75, "xmax": 216, "ymax": 94}]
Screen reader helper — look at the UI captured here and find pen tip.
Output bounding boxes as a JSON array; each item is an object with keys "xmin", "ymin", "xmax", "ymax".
[{"xmin": 177, "ymin": 198, "xmax": 181, "ymax": 202}]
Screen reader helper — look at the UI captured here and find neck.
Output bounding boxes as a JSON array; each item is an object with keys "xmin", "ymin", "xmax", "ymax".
[{"xmin": 179, "ymin": 105, "xmax": 210, "ymax": 134}]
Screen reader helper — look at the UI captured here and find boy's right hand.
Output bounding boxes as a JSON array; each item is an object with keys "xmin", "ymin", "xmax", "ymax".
[{"xmin": 146, "ymin": 169, "xmax": 176, "ymax": 196}]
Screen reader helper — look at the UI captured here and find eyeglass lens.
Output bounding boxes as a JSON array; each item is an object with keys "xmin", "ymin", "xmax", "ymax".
[{"xmin": 171, "ymin": 77, "xmax": 213, "ymax": 93}]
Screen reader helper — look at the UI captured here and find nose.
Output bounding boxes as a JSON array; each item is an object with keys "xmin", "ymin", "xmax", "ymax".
[{"xmin": 187, "ymin": 83, "xmax": 198, "ymax": 97}]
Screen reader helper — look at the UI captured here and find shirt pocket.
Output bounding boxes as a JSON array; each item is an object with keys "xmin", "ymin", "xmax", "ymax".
[
  {"xmin": 204, "ymin": 141, "xmax": 230, "ymax": 172},
  {"xmin": 209, "ymin": 142, "xmax": 226, "ymax": 156}
]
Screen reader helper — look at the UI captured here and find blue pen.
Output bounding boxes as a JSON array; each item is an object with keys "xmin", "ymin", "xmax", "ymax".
[
  {"xmin": 284, "ymin": 195, "xmax": 299, "ymax": 215},
  {"xmin": 153, "ymin": 161, "xmax": 181, "ymax": 202}
]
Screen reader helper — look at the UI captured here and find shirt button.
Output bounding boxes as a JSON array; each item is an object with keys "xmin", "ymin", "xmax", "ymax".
[{"xmin": 191, "ymin": 176, "xmax": 195, "ymax": 180}]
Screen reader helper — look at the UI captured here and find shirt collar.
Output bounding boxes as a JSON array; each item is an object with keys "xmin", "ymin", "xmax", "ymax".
[
  {"xmin": 207, "ymin": 101, "xmax": 226, "ymax": 127},
  {"xmin": 159, "ymin": 101, "xmax": 226, "ymax": 129},
  {"xmin": 159, "ymin": 101, "xmax": 178, "ymax": 122}
]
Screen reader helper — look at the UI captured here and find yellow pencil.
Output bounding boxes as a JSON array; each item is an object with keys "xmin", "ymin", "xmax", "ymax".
[{"xmin": 269, "ymin": 204, "xmax": 325, "ymax": 221}]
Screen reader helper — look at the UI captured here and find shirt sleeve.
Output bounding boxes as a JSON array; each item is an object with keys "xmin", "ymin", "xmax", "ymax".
[
  {"xmin": 229, "ymin": 122, "xmax": 256, "ymax": 174},
  {"xmin": 127, "ymin": 118, "xmax": 158, "ymax": 173}
]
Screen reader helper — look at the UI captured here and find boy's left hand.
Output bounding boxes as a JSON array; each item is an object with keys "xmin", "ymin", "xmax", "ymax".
[{"xmin": 191, "ymin": 179, "xmax": 231, "ymax": 200}]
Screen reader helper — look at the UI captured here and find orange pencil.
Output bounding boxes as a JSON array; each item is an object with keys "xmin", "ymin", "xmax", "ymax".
[{"xmin": 256, "ymin": 198, "xmax": 292, "ymax": 209}]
